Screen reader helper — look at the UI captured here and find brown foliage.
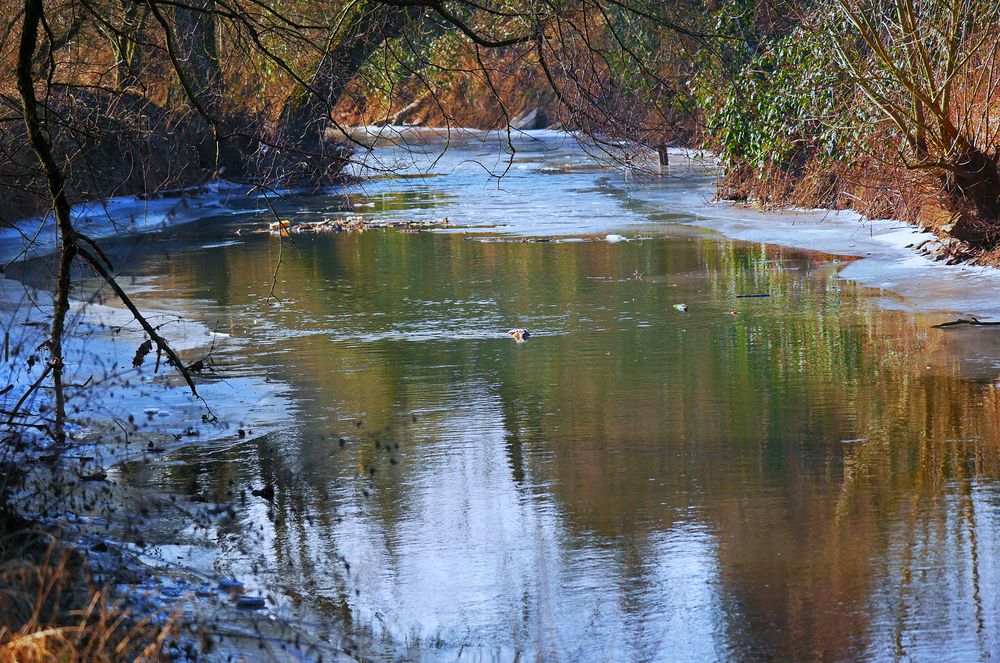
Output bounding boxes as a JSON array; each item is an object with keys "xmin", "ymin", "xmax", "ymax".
[{"xmin": 0, "ymin": 529, "xmax": 175, "ymax": 662}]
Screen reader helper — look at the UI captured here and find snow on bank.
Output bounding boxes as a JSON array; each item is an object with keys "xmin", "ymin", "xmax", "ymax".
[
  {"xmin": 0, "ymin": 180, "xmax": 295, "ymax": 442},
  {"xmin": 0, "ymin": 180, "xmax": 250, "ymax": 264},
  {"xmin": 697, "ymin": 207, "xmax": 1000, "ymax": 319},
  {"xmin": 0, "ymin": 274, "xmax": 291, "ymax": 449},
  {"xmin": 628, "ymin": 163, "xmax": 1000, "ymax": 321}
]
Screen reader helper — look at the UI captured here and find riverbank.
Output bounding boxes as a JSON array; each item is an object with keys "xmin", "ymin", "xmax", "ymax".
[
  {"xmin": 0, "ymin": 270, "xmax": 368, "ymax": 660},
  {"xmin": 630, "ymin": 169, "xmax": 1000, "ymax": 320}
]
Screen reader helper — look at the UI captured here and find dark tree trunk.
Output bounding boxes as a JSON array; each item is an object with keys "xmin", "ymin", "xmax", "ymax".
[
  {"xmin": 173, "ymin": 0, "xmax": 235, "ymax": 172},
  {"xmin": 276, "ymin": 1, "xmax": 417, "ymax": 176},
  {"xmin": 16, "ymin": 0, "xmax": 77, "ymax": 443},
  {"xmin": 174, "ymin": 0, "xmax": 221, "ymax": 111},
  {"xmin": 108, "ymin": 1, "xmax": 149, "ymax": 90}
]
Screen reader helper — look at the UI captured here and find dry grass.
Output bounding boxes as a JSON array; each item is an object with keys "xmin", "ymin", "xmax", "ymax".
[
  {"xmin": 716, "ymin": 151, "xmax": 1000, "ymax": 265},
  {"xmin": 0, "ymin": 528, "xmax": 176, "ymax": 663}
]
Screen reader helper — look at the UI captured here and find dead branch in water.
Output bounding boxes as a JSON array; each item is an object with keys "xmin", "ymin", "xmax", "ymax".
[
  {"xmin": 14, "ymin": 0, "xmax": 198, "ymax": 444},
  {"xmin": 932, "ymin": 317, "xmax": 1000, "ymax": 328}
]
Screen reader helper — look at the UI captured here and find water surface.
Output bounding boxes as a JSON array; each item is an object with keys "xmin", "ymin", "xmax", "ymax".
[{"xmin": 89, "ymin": 131, "xmax": 1000, "ymax": 661}]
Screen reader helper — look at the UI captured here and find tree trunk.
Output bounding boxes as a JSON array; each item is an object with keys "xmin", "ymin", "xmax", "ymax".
[
  {"xmin": 108, "ymin": 1, "xmax": 149, "ymax": 90},
  {"xmin": 278, "ymin": 2, "xmax": 416, "ymax": 168},
  {"xmin": 173, "ymin": 0, "xmax": 230, "ymax": 170},
  {"xmin": 16, "ymin": 0, "xmax": 77, "ymax": 443},
  {"xmin": 174, "ymin": 0, "xmax": 221, "ymax": 113}
]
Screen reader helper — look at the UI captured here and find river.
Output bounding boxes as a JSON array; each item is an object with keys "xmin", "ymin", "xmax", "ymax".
[{"xmin": 25, "ymin": 129, "xmax": 1000, "ymax": 660}]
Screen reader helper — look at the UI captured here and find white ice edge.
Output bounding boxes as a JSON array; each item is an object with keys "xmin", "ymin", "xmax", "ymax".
[
  {"xmin": 0, "ymin": 179, "xmax": 251, "ymax": 265},
  {"xmin": 664, "ymin": 195, "xmax": 1000, "ymax": 319},
  {"xmin": 0, "ymin": 273, "xmax": 291, "ymax": 447}
]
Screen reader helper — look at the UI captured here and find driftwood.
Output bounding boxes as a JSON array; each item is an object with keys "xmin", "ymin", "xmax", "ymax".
[{"xmin": 932, "ymin": 317, "xmax": 1000, "ymax": 329}]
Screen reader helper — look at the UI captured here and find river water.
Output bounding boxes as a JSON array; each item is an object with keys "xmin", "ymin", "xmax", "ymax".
[{"xmin": 54, "ymin": 130, "xmax": 1000, "ymax": 660}]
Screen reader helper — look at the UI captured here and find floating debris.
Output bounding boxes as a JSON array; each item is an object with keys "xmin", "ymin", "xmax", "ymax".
[
  {"xmin": 507, "ymin": 328, "xmax": 531, "ymax": 343},
  {"xmin": 673, "ymin": 304, "xmax": 688, "ymax": 312},
  {"xmin": 606, "ymin": 234, "xmax": 626, "ymax": 243},
  {"xmin": 724, "ymin": 310, "xmax": 739, "ymax": 316},
  {"xmin": 235, "ymin": 596, "xmax": 266, "ymax": 609},
  {"xmin": 736, "ymin": 293, "xmax": 769, "ymax": 299},
  {"xmin": 250, "ymin": 216, "xmax": 449, "ymax": 236},
  {"xmin": 268, "ymin": 219, "xmax": 292, "ymax": 235}
]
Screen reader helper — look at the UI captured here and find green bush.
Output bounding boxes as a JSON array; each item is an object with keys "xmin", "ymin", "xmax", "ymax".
[{"xmin": 692, "ymin": 20, "xmax": 852, "ymax": 172}]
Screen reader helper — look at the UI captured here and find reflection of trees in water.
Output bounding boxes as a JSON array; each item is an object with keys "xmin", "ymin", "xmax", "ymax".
[{"xmin": 129, "ymin": 231, "xmax": 1000, "ymax": 657}]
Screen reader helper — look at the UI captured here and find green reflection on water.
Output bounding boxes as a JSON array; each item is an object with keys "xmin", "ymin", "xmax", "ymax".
[{"xmin": 121, "ymin": 228, "xmax": 1000, "ymax": 661}]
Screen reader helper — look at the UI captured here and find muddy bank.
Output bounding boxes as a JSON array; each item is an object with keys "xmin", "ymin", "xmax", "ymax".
[
  {"xmin": 713, "ymin": 157, "xmax": 1000, "ymax": 264},
  {"xmin": 0, "ymin": 89, "xmax": 351, "ymax": 234},
  {"xmin": 0, "ymin": 91, "xmax": 216, "ymax": 229}
]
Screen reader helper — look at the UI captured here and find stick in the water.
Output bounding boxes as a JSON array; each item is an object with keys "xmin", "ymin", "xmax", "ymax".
[
  {"xmin": 932, "ymin": 317, "xmax": 1000, "ymax": 328},
  {"xmin": 736, "ymin": 294, "xmax": 770, "ymax": 298}
]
